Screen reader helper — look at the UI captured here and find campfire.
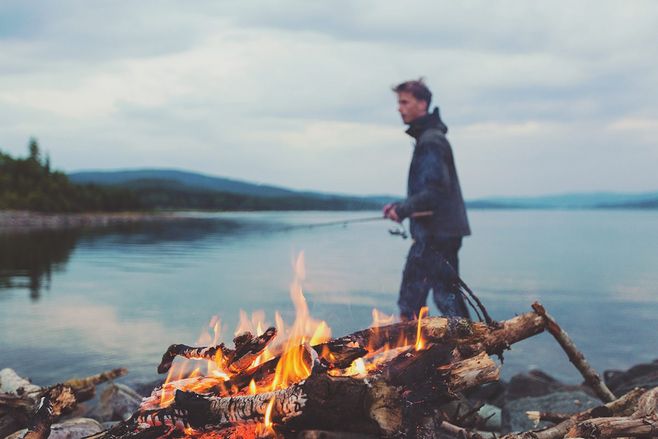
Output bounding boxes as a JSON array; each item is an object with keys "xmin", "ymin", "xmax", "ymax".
[
  {"xmin": 4, "ymin": 253, "xmax": 657, "ymax": 439},
  {"xmin": 91, "ymin": 253, "xmax": 522, "ymax": 438}
]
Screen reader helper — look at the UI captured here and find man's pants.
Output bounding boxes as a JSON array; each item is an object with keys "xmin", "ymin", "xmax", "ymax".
[{"xmin": 397, "ymin": 237, "xmax": 470, "ymax": 320}]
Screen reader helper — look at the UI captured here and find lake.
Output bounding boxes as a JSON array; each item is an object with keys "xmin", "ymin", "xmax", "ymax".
[{"xmin": 1, "ymin": 210, "xmax": 657, "ymax": 387}]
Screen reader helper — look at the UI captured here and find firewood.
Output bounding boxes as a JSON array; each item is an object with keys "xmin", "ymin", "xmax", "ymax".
[
  {"xmin": 157, "ymin": 327, "xmax": 277, "ymax": 374},
  {"xmin": 94, "ymin": 352, "xmax": 500, "ymax": 438},
  {"xmin": 23, "ymin": 384, "xmax": 76, "ymax": 439},
  {"xmin": 531, "ymin": 302, "xmax": 616, "ymax": 402},
  {"xmin": 223, "ymin": 311, "xmax": 543, "ymax": 397},
  {"xmin": 566, "ymin": 386, "xmax": 658, "ymax": 438},
  {"xmin": 501, "ymin": 387, "xmax": 645, "ymax": 439}
]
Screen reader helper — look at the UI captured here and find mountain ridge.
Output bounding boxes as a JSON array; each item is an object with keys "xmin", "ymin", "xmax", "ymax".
[{"xmin": 70, "ymin": 168, "xmax": 658, "ymax": 210}]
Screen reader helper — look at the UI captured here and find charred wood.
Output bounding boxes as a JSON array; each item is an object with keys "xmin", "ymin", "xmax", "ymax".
[{"xmin": 157, "ymin": 327, "xmax": 278, "ymax": 374}]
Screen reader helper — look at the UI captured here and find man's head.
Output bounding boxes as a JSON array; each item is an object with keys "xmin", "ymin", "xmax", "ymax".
[{"xmin": 393, "ymin": 79, "xmax": 432, "ymax": 124}]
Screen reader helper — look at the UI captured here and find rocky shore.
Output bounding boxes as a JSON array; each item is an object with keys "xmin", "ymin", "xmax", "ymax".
[
  {"xmin": 2, "ymin": 360, "xmax": 657, "ymax": 438},
  {"xmin": 0, "ymin": 210, "xmax": 181, "ymax": 233}
]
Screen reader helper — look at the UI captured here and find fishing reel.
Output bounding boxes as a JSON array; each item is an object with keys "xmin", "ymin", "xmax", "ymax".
[{"xmin": 388, "ymin": 224, "xmax": 408, "ymax": 239}]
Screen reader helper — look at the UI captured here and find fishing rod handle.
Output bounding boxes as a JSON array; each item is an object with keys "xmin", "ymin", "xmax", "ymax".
[{"xmin": 410, "ymin": 211, "xmax": 434, "ymax": 218}]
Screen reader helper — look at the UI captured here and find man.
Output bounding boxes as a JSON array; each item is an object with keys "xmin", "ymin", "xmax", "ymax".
[{"xmin": 384, "ymin": 79, "xmax": 471, "ymax": 320}]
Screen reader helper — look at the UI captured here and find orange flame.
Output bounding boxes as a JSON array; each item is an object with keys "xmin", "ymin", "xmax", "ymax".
[{"xmin": 415, "ymin": 306, "xmax": 429, "ymax": 351}]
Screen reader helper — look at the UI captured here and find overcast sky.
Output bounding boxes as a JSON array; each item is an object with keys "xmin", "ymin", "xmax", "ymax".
[{"xmin": 1, "ymin": 1, "xmax": 657, "ymax": 198}]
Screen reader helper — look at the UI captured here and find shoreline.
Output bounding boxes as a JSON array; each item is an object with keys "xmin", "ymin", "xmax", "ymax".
[{"xmin": 0, "ymin": 210, "xmax": 182, "ymax": 233}]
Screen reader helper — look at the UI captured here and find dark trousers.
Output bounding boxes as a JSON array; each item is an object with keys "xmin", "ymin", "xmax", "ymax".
[{"xmin": 397, "ymin": 237, "xmax": 470, "ymax": 320}]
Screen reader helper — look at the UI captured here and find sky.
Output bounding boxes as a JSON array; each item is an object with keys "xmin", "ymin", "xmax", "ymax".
[{"xmin": 1, "ymin": 1, "xmax": 657, "ymax": 198}]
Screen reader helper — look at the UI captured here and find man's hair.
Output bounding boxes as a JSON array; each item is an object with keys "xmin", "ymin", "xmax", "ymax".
[{"xmin": 392, "ymin": 78, "xmax": 432, "ymax": 109}]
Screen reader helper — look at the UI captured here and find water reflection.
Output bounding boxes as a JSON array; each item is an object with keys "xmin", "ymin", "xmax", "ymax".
[
  {"xmin": 0, "ymin": 217, "xmax": 246, "ymax": 300},
  {"xmin": 0, "ymin": 229, "xmax": 79, "ymax": 299}
]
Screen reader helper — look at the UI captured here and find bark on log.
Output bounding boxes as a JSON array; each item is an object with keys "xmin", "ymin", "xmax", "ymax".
[
  {"xmin": 96, "ymin": 352, "xmax": 500, "ymax": 438},
  {"xmin": 531, "ymin": 302, "xmax": 616, "ymax": 402},
  {"xmin": 23, "ymin": 384, "xmax": 76, "ymax": 439},
  {"xmin": 157, "ymin": 327, "xmax": 277, "ymax": 374},
  {"xmin": 501, "ymin": 388, "xmax": 645, "ymax": 439},
  {"xmin": 224, "ymin": 311, "xmax": 544, "ymax": 397},
  {"xmin": 566, "ymin": 386, "xmax": 658, "ymax": 438},
  {"xmin": 62, "ymin": 368, "xmax": 128, "ymax": 402}
]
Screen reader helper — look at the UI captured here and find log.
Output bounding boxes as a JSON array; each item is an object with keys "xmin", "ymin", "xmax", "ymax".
[
  {"xmin": 566, "ymin": 386, "xmax": 658, "ymax": 438},
  {"xmin": 23, "ymin": 384, "xmax": 76, "ymax": 439},
  {"xmin": 501, "ymin": 387, "xmax": 645, "ymax": 439},
  {"xmin": 95, "ymin": 352, "xmax": 500, "ymax": 438},
  {"xmin": 62, "ymin": 368, "xmax": 128, "ymax": 402},
  {"xmin": 531, "ymin": 302, "xmax": 616, "ymax": 402},
  {"xmin": 0, "ymin": 368, "xmax": 127, "ymax": 438},
  {"xmin": 224, "ymin": 310, "xmax": 544, "ymax": 396},
  {"xmin": 157, "ymin": 327, "xmax": 277, "ymax": 374}
]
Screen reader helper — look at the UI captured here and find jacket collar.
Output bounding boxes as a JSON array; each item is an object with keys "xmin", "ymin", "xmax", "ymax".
[{"xmin": 405, "ymin": 107, "xmax": 448, "ymax": 139}]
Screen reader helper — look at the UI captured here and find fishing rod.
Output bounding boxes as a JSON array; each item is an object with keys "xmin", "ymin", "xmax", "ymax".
[
  {"xmin": 278, "ymin": 210, "xmax": 494, "ymax": 324},
  {"xmin": 280, "ymin": 210, "xmax": 434, "ymax": 239}
]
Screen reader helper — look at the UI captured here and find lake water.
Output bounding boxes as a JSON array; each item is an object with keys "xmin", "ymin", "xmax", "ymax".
[{"xmin": 1, "ymin": 210, "xmax": 657, "ymax": 388}]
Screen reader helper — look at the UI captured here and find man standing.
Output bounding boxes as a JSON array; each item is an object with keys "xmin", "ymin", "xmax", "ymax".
[{"xmin": 384, "ymin": 79, "xmax": 471, "ymax": 320}]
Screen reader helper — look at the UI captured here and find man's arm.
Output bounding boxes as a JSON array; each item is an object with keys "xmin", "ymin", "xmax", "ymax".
[{"xmin": 393, "ymin": 140, "xmax": 451, "ymax": 221}]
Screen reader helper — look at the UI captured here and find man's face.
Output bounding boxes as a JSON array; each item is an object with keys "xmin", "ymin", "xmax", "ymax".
[{"xmin": 397, "ymin": 91, "xmax": 428, "ymax": 124}]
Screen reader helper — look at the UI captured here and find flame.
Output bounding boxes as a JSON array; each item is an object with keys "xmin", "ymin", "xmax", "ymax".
[
  {"xmin": 147, "ymin": 252, "xmax": 444, "ymax": 438},
  {"xmin": 415, "ymin": 306, "xmax": 429, "ymax": 351},
  {"xmin": 264, "ymin": 395, "xmax": 276, "ymax": 428}
]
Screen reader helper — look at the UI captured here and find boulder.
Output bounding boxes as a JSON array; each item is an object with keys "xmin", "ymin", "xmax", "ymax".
[
  {"xmin": 86, "ymin": 383, "xmax": 142, "ymax": 422},
  {"xmin": 605, "ymin": 359, "xmax": 658, "ymax": 396},
  {"xmin": 502, "ymin": 390, "xmax": 601, "ymax": 433}
]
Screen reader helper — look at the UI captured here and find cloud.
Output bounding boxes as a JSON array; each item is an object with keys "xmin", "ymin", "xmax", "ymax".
[{"xmin": 1, "ymin": 1, "xmax": 657, "ymax": 197}]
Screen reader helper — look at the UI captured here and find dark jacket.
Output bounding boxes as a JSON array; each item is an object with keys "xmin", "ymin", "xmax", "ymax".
[{"xmin": 395, "ymin": 107, "xmax": 471, "ymax": 241}]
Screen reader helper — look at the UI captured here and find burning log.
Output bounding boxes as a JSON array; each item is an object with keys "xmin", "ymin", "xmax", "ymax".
[
  {"xmin": 96, "ymin": 302, "xmax": 640, "ymax": 438},
  {"xmin": 158, "ymin": 327, "xmax": 278, "ymax": 374},
  {"xmin": 99, "ymin": 349, "xmax": 500, "ymax": 439}
]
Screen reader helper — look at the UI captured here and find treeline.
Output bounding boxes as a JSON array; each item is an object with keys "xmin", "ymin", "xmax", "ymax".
[
  {"xmin": 0, "ymin": 139, "xmax": 142, "ymax": 212},
  {"xmin": 1, "ymin": 139, "xmax": 379, "ymax": 213},
  {"xmin": 125, "ymin": 179, "xmax": 378, "ymax": 211}
]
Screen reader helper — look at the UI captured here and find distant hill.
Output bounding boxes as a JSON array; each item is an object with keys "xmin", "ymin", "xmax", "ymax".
[
  {"xmin": 70, "ymin": 169, "xmax": 658, "ymax": 210},
  {"xmin": 70, "ymin": 170, "xmax": 390, "ymax": 211},
  {"xmin": 70, "ymin": 169, "xmax": 298, "ymax": 198},
  {"xmin": 468, "ymin": 192, "xmax": 658, "ymax": 209}
]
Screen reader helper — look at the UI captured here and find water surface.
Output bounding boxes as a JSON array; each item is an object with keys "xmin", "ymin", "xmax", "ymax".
[{"xmin": 1, "ymin": 210, "xmax": 656, "ymax": 387}]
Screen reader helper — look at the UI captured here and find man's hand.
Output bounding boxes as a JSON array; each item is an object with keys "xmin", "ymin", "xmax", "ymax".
[{"xmin": 383, "ymin": 203, "xmax": 401, "ymax": 223}]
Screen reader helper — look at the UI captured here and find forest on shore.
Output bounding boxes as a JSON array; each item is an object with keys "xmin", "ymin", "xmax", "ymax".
[{"xmin": 0, "ymin": 139, "xmax": 380, "ymax": 213}]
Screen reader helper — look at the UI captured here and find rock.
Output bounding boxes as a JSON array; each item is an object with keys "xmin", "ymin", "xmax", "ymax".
[
  {"xmin": 0, "ymin": 368, "xmax": 41, "ymax": 397},
  {"xmin": 506, "ymin": 370, "xmax": 590, "ymax": 400},
  {"xmin": 502, "ymin": 390, "xmax": 601, "ymax": 433},
  {"xmin": 605, "ymin": 359, "xmax": 658, "ymax": 397},
  {"xmin": 132, "ymin": 378, "xmax": 164, "ymax": 397},
  {"xmin": 465, "ymin": 381, "xmax": 507, "ymax": 407},
  {"xmin": 477, "ymin": 403, "xmax": 502, "ymax": 431},
  {"xmin": 87, "ymin": 383, "xmax": 142, "ymax": 422},
  {"xmin": 6, "ymin": 418, "xmax": 103, "ymax": 439}
]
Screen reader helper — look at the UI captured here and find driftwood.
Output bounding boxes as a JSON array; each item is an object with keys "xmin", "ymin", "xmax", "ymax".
[
  {"xmin": 531, "ymin": 303, "xmax": 616, "ymax": 402},
  {"xmin": 23, "ymin": 385, "xmax": 76, "ymax": 439},
  {"xmin": 566, "ymin": 386, "xmax": 658, "ymax": 438},
  {"xmin": 0, "ymin": 368, "xmax": 127, "ymax": 439},
  {"xmin": 501, "ymin": 388, "xmax": 645, "ymax": 439},
  {"xmin": 90, "ymin": 308, "xmax": 553, "ymax": 439},
  {"xmin": 218, "ymin": 311, "xmax": 544, "ymax": 398},
  {"xmin": 94, "ymin": 349, "xmax": 501, "ymax": 439}
]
